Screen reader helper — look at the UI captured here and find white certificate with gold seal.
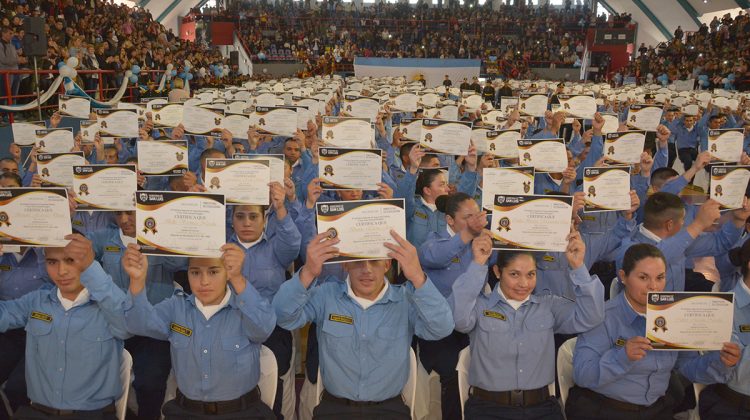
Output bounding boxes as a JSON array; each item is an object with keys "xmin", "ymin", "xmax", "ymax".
[
  {"xmin": 482, "ymin": 129, "xmax": 521, "ymax": 157},
  {"xmin": 420, "ymin": 119, "xmax": 472, "ymax": 156},
  {"xmin": 137, "ymin": 140, "xmax": 188, "ymax": 176},
  {"xmin": 707, "ymin": 129, "xmax": 744, "ymax": 163},
  {"xmin": 136, "ymin": 191, "xmax": 226, "ymax": 258},
  {"xmin": 37, "ymin": 152, "xmax": 85, "ymax": 188},
  {"xmin": 233, "ymin": 154, "xmax": 284, "ymax": 186},
  {"xmin": 94, "ymin": 109, "xmax": 139, "ymax": 138},
  {"xmin": 604, "ymin": 131, "xmax": 646, "ymax": 164},
  {"xmin": 79, "ymin": 119, "xmax": 100, "ymax": 144},
  {"xmin": 0, "ymin": 188, "xmax": 71, "ymax": 247},
  {"xmin": 646, "ymin": 292, "xmax": 734, "ymax": 351},
  {"xmin": 481, "ymin": 167, "xmax": 534, "ymax": 211},
  {"xmin": 181, "ymin": 105, "xmax": 224, "ymax": 134},
  {"xmin": 247, "ymin": 106, "xmax": 298, "ymax": 137},
  {"xmin": 59, "ymin": 95, "xmax": 90, "ymax": 119},
  {"xmin": 11, "ymin": 121, "xmax": 45, "ymax": 146},
  {"xmin": 583, "ymin": 166, "xmax": 631, "ymax": 212},
  {"xmin": 322, "ymin": 116, "xmax": 374, "ymax": 149},
  {"xmin": 518, "ymin": 93, "xmax": 548, "ymax": 117},
  {"xmin": 710, "ymin": 165, "xmax": 750, "ymax": 210},
  {"xmin": 626, "ymin": 104, "xmax": 663, "ymax": 131},
  {"xmin": 316, "ymin": 199, "xmax": 405, "ymax": 263},
  {"xmin": 490, "ymin": 194, "xmax": 573, "ymax": 252},
  {"xmin": 73, "ymin": 165, "xmax": 137, "ymax": 211},
  {"xmin": 203, "ymin": 158, "xmax": 270, "ymax": 205},
  {"xmin": 397, "ymin": 118, "xmax": 422, "ymax": 142},
  {"xmin": 343, "ymin": 95, "xmax": 380, "ymax": 120},
  {"xmin": 517, "ymin": 138, "xmax": 567, "ymax": 173},
  {"xmin": 319, "ymin": 147, "xmax": 382, "ymax": 190},
  {"xmin": 35, "ymin": 128, "xmax": 74, "ymax": 153},
  {"xmin": 151, "ymin": 103, "xmax": 184, "ymax": 128},
  {"xmin": 557, "ymin": 94, "xmax": 597, "ymax": 119}
]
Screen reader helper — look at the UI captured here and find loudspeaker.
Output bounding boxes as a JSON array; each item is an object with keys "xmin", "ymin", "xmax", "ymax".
[
  {"xmin": 229, "ymin": 51, "xmax": 239, "ymax": 67},
  {"xmin": 22, "ymin": 17, "xmax": 47, "ymax": 58}
]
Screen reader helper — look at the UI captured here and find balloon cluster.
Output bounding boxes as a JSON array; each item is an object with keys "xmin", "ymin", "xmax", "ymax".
[
  {"xmin": 207, "ymin": 63, "xmax": 230, "ymax": 78},
  {"xmin": 57, "ymin": 57, "xmax": 80, "ymax": 80},
  {"xmin": 128, "ymin": 65, "xmax": 141, "ymax": 84},
  {"xmin": 723, "ymin": 74, "xmax": 735, "ymax": 90},
  {"xmin": 657, "ymin": 73, "xmax": 669, "ymax": 87},
  {"xmin": 698, "ymin": 74, "xmax": 709, "ymax": 88}
]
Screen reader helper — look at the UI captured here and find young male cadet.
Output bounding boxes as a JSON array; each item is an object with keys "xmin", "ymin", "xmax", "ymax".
[
  {"xmin": 0, "ymin": 234, "xmax": 129, "ymax": 419},
  {"xmin": 273, "ymin": 231, "xmax": 455, "ymax": 419}
]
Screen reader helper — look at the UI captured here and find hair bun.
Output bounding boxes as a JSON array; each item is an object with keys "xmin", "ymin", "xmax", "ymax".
[{"xmin": 435, "ymin": 194, "xmax": 449, "ymax": 213}]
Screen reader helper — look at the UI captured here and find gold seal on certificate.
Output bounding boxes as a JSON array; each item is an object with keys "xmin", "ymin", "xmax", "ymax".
[
  {"xmin": 248, "ymin": 106, "xmax": 298, "ymax": 137},
  {"xmin": 397, "ymin": 118, "xmax": 422, "ymax": 142},
  {"xmin": 151, "ymin": 103, "xmax": 184, "ymax": 128},
  {"xmin": 461, "ymin": 94, "xmax": 484, "ymax": 110},
  {"xmin": 420, "ymin": 119, "xmax": 472, "ymax": 156},
  {"xmin": 490, "ymin": 194, "xmax": 573, "ymax": 252},
  {"xmin": 322, "ymin": 116, "xmax": 374, "ymax": 149},
  {"xmin": 343, "ymin": 95, "xmax": 380, "ymax": 120},
  {"xmin": 481, "ymin": 167, "xmax": 534, "ymax": 211},
  {"xmin": 481, "ymin": 110, "xmax": 504, "ymax": 125},
  {"xmin": 604, "ymin": 131, "xmax": 646, "ymax": 164},
  {"xmin": 557, "ymin": 94, "xmax": 597, "ymax": 119},
  {"xmin": 117, "ymin": 102, "xmax": 147, "ymax": 120},
  {"xmin": 583, "ymin": 166, "xmax": 631, "ymax": 212},
  {"xmin": 500, "ymin": 96, "xmax": 518, "ymax": 113},
  {"xmin": 389, "ymin": 93, "xmax": 419, "ymax": 112},
  {"xmin": 646, "ymin": 292, "xmax": 734, "ymax": 351},
  {"xmin": 600, "ymin": 113, "xmax": 620, "ymax": 134},
  {"xmin": 419, "ymin": 93, "xmax": 441, "ymax": 108},
  {"xmin": 234, "ymin": 154, "xmax": 285, "ymax": 185},
  {"xmin": 79, "ymin": 119, "xmax": 100, "ymax": 144},
  {"xmin": 73, "ymin": 165, "xmax": 137, "ymax": 211},
  {"xmin": 626, "ymin": 104, "xmax": 663, "ymax": 131},
  {"xmin": 517, "ymin": 139, "xmax": 568, "ymax": 173},
  {"xmin": 518, "ymin": 93, "xmax": 548, "ymax": 117},
  {"xmin": 710, "ymin": 165, "xmax": 750, "ymax": 209},
  {"xmin": 37, "ymin": 152, "xmax": 85, "ymax": 188},
  {"xmin": 204, "ymin": 159, "xmax": 270, "ymax": 205},
  {"xmin": 59, "ymin": 95, "xmax": 90, "ymax": 119},
  {"xmin": 35, "ymin": 128, "xmax": 74, "ymax": 153},
  {"xmin": 94, "ymin": 109, "xmax": 139, "ymax": 138},
  {"xmin": 471, "ymin": 127, "xmax": 493, "ymax": 151},
  {"xmin": 137, "ymin": 140, "xmax": 188, "ymax": 176},
  {"xmin": 136, "ymin": 191, "xmax": 226, "ymax": 258},
  {"xmin": 221, "ymin": 113, "xmax": 250, "ymax": 138},
  {"xmin": 316, "ymin": 199, "xmax": 406, "ymax": 263},
  {"xmin": 433, "ymin": 104, "xmax": 459, "ymax": 121},
  {"xmin": 708, "ymin": 129, "xmax": 744, "ymax": 163},
  {"xmin": 483, "ymin": 129, "xmax": 521, "ymax": 157},
  {"xmin": 319, "ymin": 147, "xmax": 382, "ymax": 190},
  {"xmin": 181, "ymin": 105, "xmax": 223, "ymax": 134},
  {"xmin": 12, "ymin": 121, "xmax": 45, "ymax": 146},
  {"xmin": 0, "ymin": 188, "xmax": 71, "ymax": 247}
]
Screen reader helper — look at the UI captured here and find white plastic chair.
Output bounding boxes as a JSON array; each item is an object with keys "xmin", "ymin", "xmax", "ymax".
[
  {"xmin": 690, "ymin": 383, "xmax": 707, "ymax": 420},
  {"xmin": 279, "ymin": 334, "xmax": 297, "ymax": 420},
  {"xmin": 556, "ymin": 337, "xmax": 578, "ymax": 410},
  {"xmin": 609, "ymin": 279, "xmax": 621, "ymax": 299},
  {"xmin": 116, "ymin": 350, "xmax": 133, "ymax": 420},
  {"xmin": 1, "ymin": 382, "xmax": 12, "ymax": 417},
  {"xmin": 258, "ymin": 345, "xmax": 278, "ymax": 409}
]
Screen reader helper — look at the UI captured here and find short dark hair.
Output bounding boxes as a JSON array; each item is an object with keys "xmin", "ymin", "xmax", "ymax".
[
  {"xmin": 415, "ymin": 168, "xmax": 444, "ymax": 198},
  {"xmin": 435, "ymin": 192, "xmax": 472, "ymax": 217},
  {"xmin": 621, "ymin": 243, "xmax": 666, "ymax": 276},
  {"xmin": 650, "ymin": 167, "xmax": 679, "ymax": 189},
  {"xmin": 0, "ymin": 172, "xmax": 21, "ymax": 186},
  {"xmin": 643, "ymin": 192, "xmax": 684, "ymax": 230}
]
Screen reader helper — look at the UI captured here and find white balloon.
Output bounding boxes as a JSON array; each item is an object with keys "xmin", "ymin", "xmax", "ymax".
[{"xmin": 66, "ymin": 57, "xmax": 79, "ymax": 69}]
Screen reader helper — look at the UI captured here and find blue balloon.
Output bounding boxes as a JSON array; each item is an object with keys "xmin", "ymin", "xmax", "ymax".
[
  {"xmin": 186, "ymin": 73, "xmax": 193, "ymax": 81},
  {"xmin": 184, "ymin": 65, "xmax": 191, "ymax": 72},
  {"xmin": 57, "ymin": 61, "xmax": 66, "ymax": 69},
  {"xmin": 171, "ymin": 69, "xmax": 177, "ymax": 77},
  {"xmin": 178, "ymin": 72, "xmax": 186, "ymax": 79},
  {"xmin": 131, "ymin": 65, "xmax": 141, "ymax": 75},
  {"xmin": 128, "ymin": 75, "xmax": 138, "ymax": 84}
]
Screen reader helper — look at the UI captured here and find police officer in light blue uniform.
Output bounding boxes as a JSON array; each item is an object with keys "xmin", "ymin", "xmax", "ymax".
[
  {"xmin": 273, "ymin": 230, "xmax": 454, "ymax": 419},
  {"xmin": 1, "ymin": 235, "xmax": 129, "ymax": 420},
  {"xmin": 450, "ymin": 228, "xmax": 604, "ymax": 419},
  {"xmin": 122, "ymin": 242, "xmax": 277, "ymax": 420},
  {"xmin": 568, "ymin": 243, "xmax": 740, "ymax": 420},
  {"xmin": 88, "ymin": 211, "xmax": 186, "ymax": 420}
]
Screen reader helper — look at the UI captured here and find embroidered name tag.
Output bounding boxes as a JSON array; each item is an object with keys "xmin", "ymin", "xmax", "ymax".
[
  {"xmin": 740, "ymin": 325, "xmax": 750, "ymax": 333},
  {"xmin": 581, "ymin": 215, "xmax": 596, "ymax": 221},
  {"xmin": 0, "ymin": 265, "xmax": 11, "ymax": 271},
  {"xmin": 30, "ymin": 311, "xmax": 52, "ymax": 322},
  {"xmin": 415, "ymin": 211, "xmax": 428, "ymax": 220},
  {"xmin": 170, "ymin": 323, "xmax": 192, "ymax": 337},
  {"xmin": 328, "ymin": 314, "xmax": 353, "ymax": 325},
  {"xmin": 483, "ymin": 310, "xmax": 506, "ymax": 321},
  {"xmin": 615, "ymin": 337, "xmax": 626, "ymax": 347},
  {"xmin": 451, "ymin": 257, "xmax": 460, "ymax": 264},
  {"xmin": 104, "ymin": 246, "xmax": 121, "ymax": 253},
  {"xmin": 72, "ymin": 220, "xmax": 83, "ymax": 226},
  {"xmin": 542, "ymin": 255, "xmax": 555, "ymax": 262}
]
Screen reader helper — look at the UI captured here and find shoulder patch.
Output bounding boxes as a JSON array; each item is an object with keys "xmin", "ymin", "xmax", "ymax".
[
  {"xmin": 415, "ymin": 211, "xmax": 428, "ymax": 220},
  {"xmin": 104, "ymin": 246, "xmax": 121, "ymax": 253},
  {"xmin": 740, "ymin": 325, "xmax": 750, "ymax": 333},
  {"xmin": 30, "ymin": 311, "xmax": 52, "ymax": 322},
  {"xmin": 615, "ymin": 337, "xmax": 626, "ymax": 347},
  {"xmin": 0, "ymin": 265, "xmax": 11, "ymax": 271},
  {"xmin": 483, "ymin": 310, "xmax": 506, "ymax": 321},
  {"xmin": 170, "ymin": 323, "xmax": 192, "ymax": 337},
  {"xmin": 328, "ymin": 314, "xmax": 353, "ymax": 325}
]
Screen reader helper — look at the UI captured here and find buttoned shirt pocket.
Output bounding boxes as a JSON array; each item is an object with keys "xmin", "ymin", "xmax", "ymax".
[
  {"xmin": 81, "ymin": 325, "xmax": 115, "ymax": 361},
  {"xmin": 477, "ymin": 311, "xmax": 510, "ymax": 352},
  {"xmin": 377, "ymin": 325, "xmax": 409, "ymax": 360},
  {"xmin": 522, "ymin": 311, "xmax": 555, "ymax": 356},
  {"xmin": 321, "ymin": 318, "xmax": 355, "ymax": 354},
  {"xmin": 222, "ymin": 335, "xmax": 253, "ymax": 367},
  {"xmin": 169, "ymin": 331, "xmax": 191, "ymax": 349}
]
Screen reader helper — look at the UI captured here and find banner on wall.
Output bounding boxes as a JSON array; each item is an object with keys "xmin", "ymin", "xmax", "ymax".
[{"xmin": 353, "ymin": 58, "xmax": 481, "ymax": 87}]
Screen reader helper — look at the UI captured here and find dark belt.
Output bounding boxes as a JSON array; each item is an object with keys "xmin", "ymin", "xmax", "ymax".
[
  {"xmin": 715, "ymin": 384, "xmax": 750, "ymax": 411},
  {"xmin": 322, "ymin": 390, "xmax": 401, "ymax": 407},
  {"xmin": 176, "ymin": 388, "xmax": 260, "ymax": 415},
  {"xmin": 469, "ymin": 386, "xmax": 549, "ymax": 407},
  {"xmin": 31, "ymin": 402, "xmax": 115, "ymax": 416},
  {"xmin": 577, "ymin": 386, "xmax": 663, "ymax": 412}
]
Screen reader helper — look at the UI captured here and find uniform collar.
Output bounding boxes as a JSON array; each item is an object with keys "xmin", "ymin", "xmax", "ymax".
[
  {"xmin": 735, "ymin": 277, "xmax": 750, "ymax": 309},
  {"xmin": 194, "ymin": 287, "xmax": 231, "ymax": 320},
  {"xmin": 336, "ymin": 277, "xmax": 401, "ymax": 305},
  {"xmin": 486, "ymin": 284, "xmax": 539, "ymax": 309},
  {"xmin": 232, "ymin": 232, "xmax": 265, "ymax": 250},
  {"xmin": 617, "ymin": 292, "xmax": 643, "ymax": 325},
  {"xmin": 345, "ymin": 275, "xmax": 389, "ymax": 309},
  {"xmin": 638, "ymin": 224, "xmax": 663, "ymax": 243}
]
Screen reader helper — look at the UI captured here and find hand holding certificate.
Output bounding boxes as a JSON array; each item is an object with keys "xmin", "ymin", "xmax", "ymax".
[
  {"xmin": 59, "ymin": 95, "xmax": 90, "ymax": 119},
  {"xmin": 707, "ymin": 129, "xmax": 744, "ymax": 163},
  {"xmin": 482, "ymin": 129, "xmax": 521, "ymax": 158},
  {"xmin": 35, "ymin": 128, "xmax": 74, "ymax": 153},
  {"xmin": 203, "ymin": 159, "xmax": 270, "ymax": 205},
  {"xmin": 137, "ymin": 140, "xmax": 189, "ymax": 176},
  {"xmin": 481, "ymin": 167, "xmax": 534, "ymax": 211},
  {"xmin": 518, "ymin": 93, "xmax": 548, "ymax": 117},
  {"xmin": 0, "ymin": 188, "xmax": 72, "ymax": 247},
  {"xmin": 710, "ymin": 165, "xmax": 750, "ymax": 209},
  {"xmin": 322, "ymin": 116, "xmax": 374, "ymax": 148},
  {"xmin": 37, "ymin": 152, "xmax": 85, "ymax": 188},
  {"xmin": 420, "ymin": 119, "xmax": 472, "ymax": 156},
  {"xmin": 137, "ymin": 191, "xmax": 226, "ymax": 258},
  {"xmin": 604, "ymin": 131, "xmax": 646, "ymax": 164},
  {"xmin": 627, "ymin": 105, "xmax": 663, "ymax": 131},
  {"xmin": 646, "ymin": 292, "xmax": 734, "ymax": 351},
  {"xmin": 12, "ymin": 121, "xmax": 45, "ymax": 146},
  {"xmin": 94, "ymin": 109, "xmax": 139, "ymax": 138},
  {"xmin": 517, "ymin": 139, "xmax": 568, "ymax": 173},
  {"xmin": 181, "ymin": 105, "xmax": 223, "ymax": 134},
  {"xmin": 557, "ymin": 94, "xmax": 597, "ymax": 119},
  {"xmin": 583, "ymin": 166, "xmax": 631, "ymax": 212},
  {"xmin": 73, "ymin": 165, "xmax": 137, "ymax": 211},
  {"xmin": 319, "ymin": 147, "xmax": 382, "ymax": 190},
  {"xmin": 490, "ymin": 194, "xmax": 573, "ymax": 252},
  {"xmin": 316, "ymin": 199, "xmax": 406, "ymax": 263}
]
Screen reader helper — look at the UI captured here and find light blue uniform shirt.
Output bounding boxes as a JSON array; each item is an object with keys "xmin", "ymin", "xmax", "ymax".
[
  {"xmin": 451, "ymin": 263, "xmax": 604, "ymax": 391},
  {"xmin": 0, "ymin": 262, "xmax": 129, "ymax": 410},
  {"xmin": 728, "ymin": 279, "xmax": 750, "ymax": 395},
  {"xmin": 124, "ymin": 282, "xmax": 276, "ymax": 402},
  {"xmin": 273, "ymin": 273, "xmax": 454, "ymax": 402},
  {"xmin": 0, "ymin": 248, "xmax": 49, "ymax": 301},
  {"xmin": 573, "ymin": 292, "xmax": 733, "ymax": 406}
]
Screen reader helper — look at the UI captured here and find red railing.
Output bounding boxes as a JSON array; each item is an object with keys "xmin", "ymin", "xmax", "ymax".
[{"xmin": 0, "ymin": 69, "xmax": 165, "ymax": 123}]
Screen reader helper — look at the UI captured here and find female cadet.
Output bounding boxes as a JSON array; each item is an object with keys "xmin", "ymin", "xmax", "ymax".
[
  {"xmin": 568, "ymin": 243, "xmax": 741, "ymax": 420},
  {"xmin": 699, "ymin": 238, "xmax": 750, "ymax": 419},
  {"xmin": 122, "ymin": 243, "xmax": 277, "ymax": 420},
  {"xmin": 450, "ymin": 228, "xmax": 605, "ymax": 419}
]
